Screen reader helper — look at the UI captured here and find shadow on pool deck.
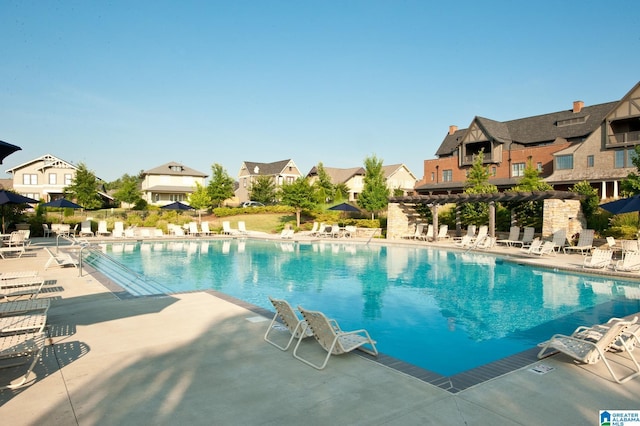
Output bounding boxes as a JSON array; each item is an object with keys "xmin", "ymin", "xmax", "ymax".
[{"xmin": 1, "ymin": 240, "xmax": 639, "ymax": 424}]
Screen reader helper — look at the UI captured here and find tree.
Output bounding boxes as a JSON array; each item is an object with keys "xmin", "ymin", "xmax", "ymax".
[
  {"xmin": 508, "ymin": 161, "xmax": 553, "ymax": 228},
  {"xmin": 189, "ymin": 182, "xmax": 213, "ymax": 212},
  {"xmin": 313, "ymin": 162, "xmax": 335, "ymax": 204},
  {"xmin": 333, "ymin": 182, "xmax": 350, "ymax": 202},
  {"xmin": 65, "ymin": 163, "xmax": 103, "ymax": 209},
  {"xmin": 280, "ymin": 177, "xmax": 317, "ymax": 227},
  {"xmin": 460, "ymin": 150, "xmax": 498, "ymax": 225},
  {"xmin": 112, "ymin": 173, "xmax": 143, "ymax": 207},
  {"xmin": 570, "ymin": 181, "xmax": 600, "ymax": 223},
  {"xmin": 358, "ymin": 154, "xmax": 389, "ymax": 219},
  {"xmin": 250, "ymin": 175, "xmax": 277, "ymax": 205},
  {"xmin": 620, "ymin": 145, "xmax": 640, "ymax": 196},
  {"xmin": 207, "ymin": 163, "xmax": 235, "ymax": 207}
]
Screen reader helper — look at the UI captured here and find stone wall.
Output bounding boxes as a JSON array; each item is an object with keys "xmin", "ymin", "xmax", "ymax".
[
  {"xmin": 387, "ymin": 203, "xmax": 411, "ymax": 239},
  {"xmin": 542, "ymin": 199, "xmax": 585, "ymax": 239}
]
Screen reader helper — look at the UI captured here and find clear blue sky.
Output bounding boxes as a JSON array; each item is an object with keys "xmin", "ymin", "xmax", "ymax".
[{"xmin": 1, "ymin": 0, "xmax": 639, "ymax": 183}]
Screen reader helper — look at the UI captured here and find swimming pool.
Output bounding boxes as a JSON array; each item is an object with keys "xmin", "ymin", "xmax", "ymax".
[{"xmin": 95, "ymin": 239, "xmax": 640, "ymax": 377}]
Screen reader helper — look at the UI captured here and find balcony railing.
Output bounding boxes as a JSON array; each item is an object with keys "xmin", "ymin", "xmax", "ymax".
[
  {"xmin": 608, "ymin": 131, "xmax": 640, "ymax": 145},
  {"xmin": 462, "ymin": 154, "xmax": 496, "ymax": 165}
]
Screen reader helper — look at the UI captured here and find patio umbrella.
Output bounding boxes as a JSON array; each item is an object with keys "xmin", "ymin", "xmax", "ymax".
[
  {"xmin": 600, "ymin": 195, "xmax": 640, "ymax": 215},
  {"xmin": 328, "ymin": 202, "xmax": 360, "ymax": 213},
  {"xmin": 41, "ymin": 198, "xmax": 84, "ymax": 221},
  {"xmin": 0, "ymin": 140, "xmax": 21, "ymax": 164},
  {"xmin": 41, "ymin": 198, "xmax": 84, "ymax": 209},
  {"xmin": 161, "ymin": 201, "xmax": 195, "ymax": 211},
  {"xmin": 0, "ymin": 190, "xmax": 38, "ymax": 233}
]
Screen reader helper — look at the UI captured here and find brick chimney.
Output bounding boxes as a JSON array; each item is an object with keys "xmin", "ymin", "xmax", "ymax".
[
  {"xmin": 573, "ymin": 100, "xmax": 584, "ymax": 113},
  {"xmin": 448, "ymin": 125, "xmax": 458, "ymax": 135}
]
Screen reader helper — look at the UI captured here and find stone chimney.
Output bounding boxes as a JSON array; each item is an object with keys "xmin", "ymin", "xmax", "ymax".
[
  {"xmin": 573, "ymin": 100, "xmax": 584, "ymax": 113},
  {"xmin": 448, "ymin": 125, "xmax": 458, "ymax": 135}
]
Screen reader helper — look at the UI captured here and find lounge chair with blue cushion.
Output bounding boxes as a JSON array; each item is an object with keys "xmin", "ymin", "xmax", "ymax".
[
  {"xmin": 264, "ymin": 297, "xmax": 313, "ymax": 351},
  {"xmin": 294, "ymin": 306, "xmax": 378, "ymax": 370}
]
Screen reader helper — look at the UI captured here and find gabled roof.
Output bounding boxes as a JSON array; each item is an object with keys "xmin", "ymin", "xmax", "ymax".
[
  {"xmin": 382, "ymin": 164, "xmax": 417, "ymax": 181},
  {"xmin": 307, "ymin": 166, "xmax": 364, "ymax": 184},
  {"xmin": 435, "ymin": 101, "xmax": 617, "ymax": 156},
  {"xmin": 5, "ymin": 154, "xmax": 77, "ymax": 174},
  {"xmin": 142, "ymin": 162, "xmax": 208, "ymax": 177},
  {"xmin": 241, "ymin": 159, "xmax": 297, "ymax": 176}
]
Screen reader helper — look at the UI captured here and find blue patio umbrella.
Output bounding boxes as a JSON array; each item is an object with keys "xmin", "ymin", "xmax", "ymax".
[
  {"xmin": 0, "ymin": 140, "xmax": 21, "ymax": 164},
  {"xmin": 328, "ymin": 202, "xmax": 360, "ymax": 213},
  {"xmin": 161, "ymin": 201, "xmax": 195, "ymax": 211},
  {"xmin": 0, "ymin": 190, "xmax": 38, "ymax": 233},
  {"xmin": 600, "ymin": 195, "xmax": 640, "ymax": 215},
  {"xmin": 42, "ymin": 198, "xmax": 84, "ymax": 209}
]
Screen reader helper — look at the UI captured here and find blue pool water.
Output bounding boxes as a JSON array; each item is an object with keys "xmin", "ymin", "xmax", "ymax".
[{"xmin": 97, "ymin": 239, "xmax": 640, "ymax": 376}]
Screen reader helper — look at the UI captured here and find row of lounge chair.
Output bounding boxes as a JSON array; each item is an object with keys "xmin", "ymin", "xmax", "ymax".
[
  {"xmin": 0, "ymin": 269, "xmax": 51, "ymax": 389},
  {"xmin": 264, "ymin": 297, "xmax": 378, "ymax": 370}
]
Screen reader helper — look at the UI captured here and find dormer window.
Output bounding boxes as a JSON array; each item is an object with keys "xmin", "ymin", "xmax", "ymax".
[
  {"xmin": 556, "ymin": 116, "xmax": 588, "ymax": 127},
  {"xmin": 169, "ymin": 165, "xmax": 184, "ymax": 172},
  {"xmin": 254, "ymin": 166, "xmax": 260, "ymax": 174}
]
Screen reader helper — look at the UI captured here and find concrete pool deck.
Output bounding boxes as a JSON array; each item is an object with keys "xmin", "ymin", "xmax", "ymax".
[{"xmin": 1, "ymin": 237, "xmax": 639, "ymax": 425}]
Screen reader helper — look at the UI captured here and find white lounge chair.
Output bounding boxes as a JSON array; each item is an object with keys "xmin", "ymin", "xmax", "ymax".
[
  {"xmin": 510, "ymin": 226, "xmax": 534, "ymax": 248},
  {"xmin": 564, "ymin": 229, "xmax": 595, "ymax": 255},
  {"xmin": 0, "ymin": 311, "xmax": 47, "ymax": 334},
  {"xmin": 454, "ymin": 235, "xmax": 474, "ymax": 248},
  {"xmin": 343, "ymin": 225, "xmax": 357, "ymax": 238},
  {"xmin": 538, "ymin": 316, "xmax": 640, "ymax": 384},
  {"xmin": 42, "ymin": 224, "xmax": 52, "ymax": 238},
  {"xmin": 497, "ymin": 226, "xmax": 520, "ymax": 246},
  {"xmin": 453, "ymin": 225, "xmax": 476, "ymax": 242},
  {"xmin": 528, "ymin": 241, "xmax": 556, "ymax": 256},
  {"xmin": 583, "ymin": 248, "xmax": 613, "ymax": 269},
  {"xmin": 96, "ymin": 220, "xmax": 111, "ymax": 236},
  {"xmin": 188, "ymin": 222, "xmax": 200, "ymax": 236},
  {"xmin": 0, "ymin": 299, "xmax": 50, "ymax": 317},
  {"xmin": 222, "ymin": 221, "xmax": 238, "ymax": 235},
  {"xmin": 614, "ymin": 252, "xmax": 640, "ymax": 272},
  {"xmin": 294, "ymin": 306, "xmax": 378, "ymax": 370},
  {"xmin": 200, "ymin": 222, "xmax": 213, "ymax": 236},
  {"xmin": 423, "ymin": 224, "xmax": 434, "ymax": 241},
  {"xmin": 551, "ymin": 229, "xmax": 567, "ymax": 252},
  {"xmin": 264, "ymin": 297, "xmax": 313, "ymax": 351},
  {"xmin": 402, "ymin": 223, "xmax": 424, "ymax": 240},
  {"xmin": 0, "ymin": 278, "xmax": 45, "ymax": 300},
  {"xmin": 520, "ymin": 238, "xmax": 542, "ymax": 254},
  {"xmin": 280, "ymin": 229, "xmax": 294, "ymax": 239},
  {"xmin": 0, "ymin": 332, "xmax": 47, "ymax": 389},
  {"xmin": 0, "ymin": 271, "xmax": 38, "ymax": 280},
  {"xmin": 44, "ymin": 247, "xmax": 78, "ymax": 270},
  {"xmin": 112, "ymin": 221, "xmax": 125, "ymax": 238},
  {"xmin": 78, "ymin": 220, "xmax": 93, "ymax": 237},
  {"xmin": 237, "ymin": 221, "xmax": 249, "ymax": 235}
]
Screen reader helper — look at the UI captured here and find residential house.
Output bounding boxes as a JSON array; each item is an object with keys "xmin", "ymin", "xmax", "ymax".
[
  {"xmin": 416, "ymin": 81, "xmax": 640, "ymax": 200},
  {"xmin": 4, "ymin": 153, "xmax": 112, "ymax": 203},
  {"xmin": 307, "ymin": 164, "xmax": 417, "ymax": 201},
  {"xmin": 141, "ymin": 162, "xmax": 208, "ymax": 206},
  {"xmin": 236, "ymin": 159, "xmax": 302, "ymax": 203}
]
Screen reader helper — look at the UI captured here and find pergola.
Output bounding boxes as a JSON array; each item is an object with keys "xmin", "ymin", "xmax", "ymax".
[{"xmin": 389, "ymin": 190, "xmax": 584, "ymax": 240}]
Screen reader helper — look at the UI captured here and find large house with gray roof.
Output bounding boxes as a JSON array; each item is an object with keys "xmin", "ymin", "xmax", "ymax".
[
  {"xmin": 140, "ymin": 162, "xmax": 208, "ymax": 206},
  {"xmin": 416, "ymin": 81, "xmax": 640, "ymax": 200},
  {"xmin": 236, "ymin": 159, "xmax": 302, "ymax": 203}
]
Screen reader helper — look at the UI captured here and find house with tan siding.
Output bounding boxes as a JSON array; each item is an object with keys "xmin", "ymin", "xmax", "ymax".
[
  {"xmin": 236, "ymin": 159, "xmax": 302, "ymax": 203},
  {"xmin": 141, "ymin": 162, "xmax": 208, "ymax": 206}
]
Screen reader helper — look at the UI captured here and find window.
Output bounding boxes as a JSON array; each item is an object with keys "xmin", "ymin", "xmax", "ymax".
[
  {"xmin": 442, "ymin": 170, "xmax": 452, "ymax": 182},
  {"xmin": 64, "ymin": 174, "xmax": 72, "ymax": 185},
  {"xmin": 491, "ymin": 167, "xmax": 497, "ymax": 177},
  {"xmin": 48, "ymin": 174, "xmax": 57, "ymax": 185},
  {"xmin": 556, "ymin": 155, "xmax": 574, "ymax": 170},
  {"xmin": 22, "ymin": 174, "xmax": 37, "ymax": 185},
  {"xmin": 615, "ymin": 149, "xmax": 637, "ymax": 168},
  {"xmin": 512, "ymin": 162, "xmax": 526, "ymax": 177},
  {"xmin": 536, "ymin": 162, "xmax": 543, "ymax": 172},
  {"xmin": 430, "ymin": 172, "xmax": 435, "ymax": 181},
  {"xmin": 587, "ymin": 155, "xmax": 594, "ymax": 167}
]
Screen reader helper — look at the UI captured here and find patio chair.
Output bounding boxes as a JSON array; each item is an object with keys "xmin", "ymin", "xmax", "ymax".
[
  {"xmin": 528, "ymin": 241, "xmax": 556, "ymax": 256},
  {"xmin": 188, "ymin": 222, "xmax": 200, "ymax": 236},
  {"xmin": 520, "ymin": 238, "xmax": 542, "ymax": 254},
  {"xmin": 44, "ymin": 247, "xmax": 78, "ymax": 270},
  {"xmin": 96, "ymin": 220, "xmax": 111, "ymax": 236},
  {"xmin": 343, "ymin": 225, "xmax": 357, "ymax": 238},
  {"xmin": 222, "ymin": 221, "xmax": 238, "ymax": 235},
  {"xmin": 237, "ymin": 221, "xmax": 249, "ymax": 235},
  {"xmin": 0, "ymin": 271, "xmax": 38, "ymax": 280},
  {"xmin": 112, "ymin": 221, "xmax": 125, "ymax": 238},
  {"xmin": 42, "ymin": 224, "xmax": 52, "ymax": 238},
  {"xmin": 475, "ymin": 236, "xmax": 496, "ymax": 250},
  {"xmin": 264, "ymin": 297, "xmax": 313, "ymax": 351},
  {"xmin": 432, "ymin": 224, "xmax": 449, "ymax": 241},
  {"xmin": 0, "ymin": 311, "xmax": 47, "ymax": 334},
  {"xmin": 614, "ymin": 252, "xmax": 640, "ymax": 272},
  {"xmin": 280, "ymin": 229, "xmax": 294, "ymax": 239},
  {"xmin": 0, "ymin": 278, "xmax": 45, "ymax": 301},
  {"xmin": 78, "ymin": 220, "xmax": 93, "ymax": 237},
  {"xmin": 471, "ymin": 225, "xmax": 488, "ymax": 245},
  {"xmin": 200, "ymin": 222, "xmax": 213, "ymax": 236},
  {"xmin": 621, "ymin": 240, "xmax": 639, "ymax": 255},
  {"xmin": 583, "ymin": 248, "xmax": 613, "ymax": 269},
  {"xmin": 538, "ymin": 316, "xmax": 640, "ymax": 384},
  {"xmin": 0, "ymin": 331, "xmax": 47, "ymax": 389},
  {"xmin": 551, "ymin": 229, "xmax": 567, "ymax": 252},
  {"xmin": 563, "ymin": 229, "xmax": 595, "ymax": 255},
  {"xmin": 512, "ymin": 227, "xmax": 535, "ymax": 248},
  {"xmin": 497, "ymin": 226, "xmax": 520, "ymax": 246},
  {"xmin": 454, "ymin": 235, "xmax": 474, "ymax": 248},
  {"xmin": 453, "ymin": 225, "xmax": 476, "ymax": 242},
  {"xmin": 402, "ymin": 223, "xmax": 425, "ymax": 240},
  {"xmin": 0, "ymin": 299, "xmax": 50, "ymax": 317},
  {"xmin": 293, "ymin": 306, "xmax": 378, "ymax": 370}
]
